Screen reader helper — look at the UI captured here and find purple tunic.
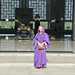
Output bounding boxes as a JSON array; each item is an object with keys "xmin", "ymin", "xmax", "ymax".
[{"xmin": 33, "ymin": 25, "xmax": 50, "ymax": 68}]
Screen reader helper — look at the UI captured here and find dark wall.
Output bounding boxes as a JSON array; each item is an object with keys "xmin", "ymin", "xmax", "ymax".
[
  {"xmin": 0, "ymin": 0, "xmax": 1, "ymax": 19},
  {"xmin": 46, "ymin": 0, "xmax": 51, "ymax": 20},
  {"xmin": 15, "ymin": 8, "xmax": 33, "ymax": 27},
  {"xmin": 0, "ymin": 29, "xmax": 17, "ymax": 34},
  {"xmin": 19, "ymin": 0, "xmax": 29, "ymax": 8},
  {"xmin": 50, "ymin": 0, "xmax": 65, "ymax": 38}
]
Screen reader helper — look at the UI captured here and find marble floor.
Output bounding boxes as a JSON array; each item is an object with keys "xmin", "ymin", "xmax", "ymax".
[
  {"xmin": 0, "ymin": 37, "xmax": 75, "ymax": 53},
  {"xmin": 0, "ymin": 53, "xmax": 75, "ymax": 75},
  {"xmin": 0, "ymin": 63, "xmax": 75, "ymax": 75},
  {"xmin": 0, "ymin": 36, "xmax": 75, "ymax": 75}
]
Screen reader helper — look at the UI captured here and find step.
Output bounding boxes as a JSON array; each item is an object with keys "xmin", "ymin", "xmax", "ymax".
[
  {"xmin": 0, "ymin": 63, "xmax": 75, "ymax": 66},
  {"xmin": 0, "ymin": 53, "xmax": 75, "ymax": 75},
  {"xmin": 0, "ymin": 63, "xmax": 75, "ymax": 75},
  {"xmin": 0, "ymin": 53, "xmax": 75, "ymax": 64}
]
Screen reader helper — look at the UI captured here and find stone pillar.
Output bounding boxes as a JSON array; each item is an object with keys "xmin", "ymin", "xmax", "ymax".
[
  {"xmin": 73, "ymin": 0, "xmax": 75, "ymax": 40},
  {"xmin": 19, "ymin": 0, "xmax": 29, "ymax": 8},
  {"xmin": 0, "ymin": 0, "xmax": 1, "ymax": 19}
]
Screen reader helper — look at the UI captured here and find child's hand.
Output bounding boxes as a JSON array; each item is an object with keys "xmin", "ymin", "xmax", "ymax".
[
  {"xmin": 37, "ymin": 42, "xmax": 41, "ymax": 46},
  {"xmin": 41, "ymin": 42, "xmax": 45, "ymax": 46},
  {"xmin": 42, "ymin": 42, "xmax": 45, "ymax": 45}
]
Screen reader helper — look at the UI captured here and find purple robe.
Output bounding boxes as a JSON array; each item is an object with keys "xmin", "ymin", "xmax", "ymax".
[{"xmin": 33, "ymin": 25, "xmax": 50, "ymax": 68}]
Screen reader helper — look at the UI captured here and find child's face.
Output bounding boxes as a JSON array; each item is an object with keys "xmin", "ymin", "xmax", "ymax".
[{"xmin": 39, "ymin": 26, "xmax": 43, "ymax": 32}]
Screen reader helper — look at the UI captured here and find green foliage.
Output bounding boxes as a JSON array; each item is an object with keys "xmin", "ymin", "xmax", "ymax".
[
  {"xmin": 64, "ymin": 22, "xmax": 72, "ymax": 30},
  {"xmin": 40, "ymin": 22, "xmax": 48, "ymax": 29},
  {"xmin": 0, "ymin": 21, "xmax": 15, "ymax": 29},
  {"xmin": 33, "ymin": 21, "xmax": 48, "ymax": 29},
  {"xmin": 33, "ymin": 22, "xmax": 35, "ymax": 29}
]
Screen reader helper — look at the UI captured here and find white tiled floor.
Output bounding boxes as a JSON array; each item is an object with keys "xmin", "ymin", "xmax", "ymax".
[
  {"xmin": 0, "ymin": 36, "xmax": 75, "ymax": 75},
  {"xmin": 0, "ymin": 53, "xmax": 75, "ymax": 75},
  {"xmin": 0, "ymin": 39, "xmax": 74, "ymax": 52},
  {"xmin": 0, "ymin": 63, "xmax": 75, "ymax": 75}
]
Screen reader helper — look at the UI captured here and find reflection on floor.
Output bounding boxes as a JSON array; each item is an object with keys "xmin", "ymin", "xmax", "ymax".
[
  {"xmin": 0, "ymin": 35, "xmax": 74, "ymax": 75},
  {"xmin": 0, "ymin": 36, "xmax": 75, "ymax": 53}
]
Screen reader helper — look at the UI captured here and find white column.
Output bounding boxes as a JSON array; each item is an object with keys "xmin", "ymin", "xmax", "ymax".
[{"xmin": 73, "ymin": 0, "xmax": 75, "ymax": 40}]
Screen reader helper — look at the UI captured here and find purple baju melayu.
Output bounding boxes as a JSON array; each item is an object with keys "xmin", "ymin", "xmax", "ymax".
[{"xmin": 33, "ymin": 25, "xmax": 50, "ymax": 68}]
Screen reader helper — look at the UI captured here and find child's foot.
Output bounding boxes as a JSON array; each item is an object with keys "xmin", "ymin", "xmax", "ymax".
[
  {"xmin": 39, "ymin": 67, "xmax": 42, "ymax": 69},
  {"xmin": 32, "ymin": 67, "xmax": 36, "ymax": 69}
]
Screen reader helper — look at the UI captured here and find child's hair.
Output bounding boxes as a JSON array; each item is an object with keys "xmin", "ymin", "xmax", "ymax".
[{"xmin": 39, "ymin": 25, "xmax": 42, "ymax": 27}]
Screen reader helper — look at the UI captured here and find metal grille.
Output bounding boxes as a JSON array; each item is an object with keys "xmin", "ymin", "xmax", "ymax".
[
  {"xmin": 65, "ymin": 0, "xmax": 73, "ymax": 20},
  {"xmin": 1, "ymin": 0, "xmax": 19, "ymax": 19},
  {"xmin": 29, "ymin": 0, "xmax": 46, "ymax": 20}
]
